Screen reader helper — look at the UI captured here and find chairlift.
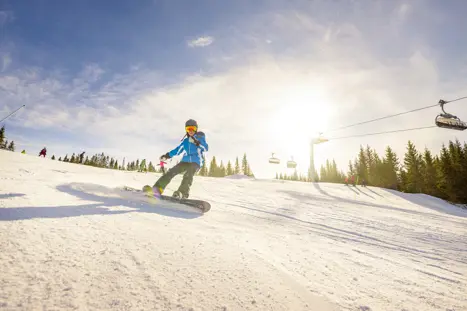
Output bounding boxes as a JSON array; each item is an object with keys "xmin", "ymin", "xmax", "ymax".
[
  {"xmin": 287, "ymin": 156, "xmax": 297, "ymax": 169},
  {"xmin": 435, "ymin": 100, "xmax": 467, "ymax": 131},
  {"xmin": 312, "ymin": 133, "xmax": 329, "ymax": 144},
  {"xmin": 269, "ymin": 153, "xmax": 280, "ymax": 164}
]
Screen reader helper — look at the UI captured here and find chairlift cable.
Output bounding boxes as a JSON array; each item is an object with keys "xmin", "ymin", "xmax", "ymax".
[
  {"xmin": 442, "ymin": 95, "xmax": 467, "ymax": 104},
  {"xmin": 328, "ymin": 125, "xmax": 437, "ymax": 140},
  {"xmin": 0, "ymin": 105, "xmax": 26, "ymax": 124},
  {"xmin": 323, "ymin": 104, "xmax": 439, "ymax": 134},
  {"xmin": 322, "ymin": 95, "xmax": 467, "ymax": 134}
]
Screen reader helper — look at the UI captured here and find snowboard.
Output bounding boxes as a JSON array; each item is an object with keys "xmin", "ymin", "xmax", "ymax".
[{"xmin": 122, "ymin": 185, "xmax": 211, "ymax": 213}]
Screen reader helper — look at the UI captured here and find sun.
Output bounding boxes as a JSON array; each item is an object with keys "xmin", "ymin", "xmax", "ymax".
[
  {"xmin": 265, "ymin": 84, "xmax": 333, "ymax": 173},
  {"xmin": 268, "ymin": 85, "xmax": 332, "ymax": 143}
]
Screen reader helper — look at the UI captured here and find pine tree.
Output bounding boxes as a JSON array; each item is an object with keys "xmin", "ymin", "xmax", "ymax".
[
  {"xmin": 7, "ymin": 140, "xmax": 15, "ymax": 152},
  {"xmin": 110, "ymin": 158, "xmax": 115, "ymax": 169},
  {"xmin": 403, "ymin": 141, "xmax": 423, "ymax": 193},
  {"xmin": 242, "ymin": 153, "xmax": 248, "ymax": 175},
  {"xmin": 320, "ymin": 164, "xmax": 327, "ymax": 182},
  {"xmin": 199, "ymin": 155, "xmax": 208, "ymax": 176},
  {"xmin": 365, "ymin": 145, "xmax": 374, "ymax": 185},
  {"xmin": 382, "ymin": 146, "xmax": 399, "ymax": 189},
  {"xmin": 234, "ymin": 157, "xmax": 240, "ymax": 174},
  {"xmin": 437, "ymin": 144, "xmax": 453, "ymax": 200},
  {"xmin": 51, "ymin": 155, "xmax": 56, "ymax": 160},
  {"xmin": 113, "ymin": 159, "xmax": 118, "ymax": 170},
  {"xmin": 463, "ymin": 142, "xmax": 467, "ymax": 197},
  {"xmin": 226, "ymin": 160, "xmax": 233, "ymax": 176},
  {"xmin": 447, "ymin": 140, "xmax": 467, "ymax": 202},
  {"xmin": 330, "ymin": 159, "xmax": 340, "ymax": 182},
  {"xmin": 356, "ymin": 145, "xmax": 368, "ymax": 185},
  {"xmin": 348, "ymin": 161, "xmax": 355, "ymax": 178},
  {"xmin": 399, "ymin": 169, "xmax": 408, "ymax": 191},
  {"xmin": 246, "ymin": 164, "xmax": 254, "ymax": 177},
  {"xmin": 90, "ymin": 155, "xmax": 96, "ymax": 166},
  {"xmin": 148, "ymin": 161, "xmax": 155, "ymax": 172},
  {"xmin": 219, "ymin": 161, "xmax": 226, "ymax": 177},
  {"xmin": 140, "ymin": 159, "xmax": 147, "ymax": 172},
  {"xmin": 70, "ymin": 154, "xmax": 76, "ymax": 163},
  {"xmin": 422, "ymin": 148, "xmax": 437, "ymax": 196},
  {"xmin": 209, "ymin": 156, "xmax": 219, "ymax": 177},
  {"xmin": 292, "ymin": 169, "xmax": 299, "ymax": 181}
]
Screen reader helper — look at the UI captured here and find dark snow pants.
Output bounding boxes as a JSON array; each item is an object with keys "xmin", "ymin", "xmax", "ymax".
[{"xmin": 153, "ymin": 161, "xmax": 199, "ymax": 197}]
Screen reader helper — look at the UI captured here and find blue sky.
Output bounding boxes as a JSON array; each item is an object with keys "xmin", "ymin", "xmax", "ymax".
[{"xmin": 1, "ymin": 0, "xmax": 467, "ymax": 178}]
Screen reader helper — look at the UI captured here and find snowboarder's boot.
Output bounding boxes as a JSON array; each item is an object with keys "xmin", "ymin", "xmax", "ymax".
[
  {"xmin": 172, "ymin": 190, "xmax": 189, "ymax": 200},
  {"xmin": 172, "ymin": 190, "xmax": 182, "ymax": 199},
  {"xmin": 143, "ymin": 185, "xmax": 163, "ymax": 198}
]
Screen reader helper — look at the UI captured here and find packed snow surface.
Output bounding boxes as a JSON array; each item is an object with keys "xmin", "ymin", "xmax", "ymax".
[{"xmin": 1, "ymin": 149, "xmax": 466, "ymax": 311}]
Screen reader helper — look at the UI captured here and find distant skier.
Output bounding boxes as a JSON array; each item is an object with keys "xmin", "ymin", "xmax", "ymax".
[
  {"xmin": 158, "ymin": 160, "xmax": 167, "ymax": 174},
  {"xmin": 79, "ymin": 152, "xmax": 85, "ymax": 163},
  {"xmin": 39, "ymin": 147, "xmax": 47, "ymax": 157},
  {"xmin": 148, "ymin": 119, "xmax": 208, "ymax": 199}
]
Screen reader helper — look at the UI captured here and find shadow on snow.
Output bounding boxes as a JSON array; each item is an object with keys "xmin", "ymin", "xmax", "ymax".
[
  {"xmin": 0, "ymin": 193, "xmax": 26, "ymax": 199},
  {"xmin": 0, "ymin": 182, "xmax": 202, "ymax": 221}
]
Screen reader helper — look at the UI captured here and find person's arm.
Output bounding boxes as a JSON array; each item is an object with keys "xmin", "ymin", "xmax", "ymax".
[
  {"xmin": 191, "ymin": 132, "xmax": 208, "ymax": 152},
  {"xmin": 161, "ymin": 140, "xmax": 186, "ymax": 160}
]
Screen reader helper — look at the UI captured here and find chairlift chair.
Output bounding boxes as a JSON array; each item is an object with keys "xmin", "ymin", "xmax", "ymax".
[
  {"xmin": 287, "ymin": 156, "xmax": 297, "ymax": 169},
  {"xmin": 269, "ymin": 153, "xmax": 280, "ymax": 164},
  {"xmin": 435, "ymin": 100, "xmax": 467, "ymax": 131}
]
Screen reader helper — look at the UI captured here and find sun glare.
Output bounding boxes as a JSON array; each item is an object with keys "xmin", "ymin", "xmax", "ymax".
[{"xmin": 265, "ymin": 84, "xmax": 333, "ymax": 175}]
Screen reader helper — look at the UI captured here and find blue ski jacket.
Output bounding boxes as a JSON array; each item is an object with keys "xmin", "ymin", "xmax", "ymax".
[{"xmin": 168, "ymin": 131, "xmax": 209, "ymax": 167}]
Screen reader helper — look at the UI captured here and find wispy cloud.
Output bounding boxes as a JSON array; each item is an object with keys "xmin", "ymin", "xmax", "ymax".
[
  {"xmin": 0, "ymin": 10, "xmax": 15, "ymax": 72},
  {"xmin": 1, "ymin": 1, "xmax": 466, "ymax": 178},
  {"xmin": 187, "ymin": 36, "xmax": 214, "ymax": 47},
  {"xmin": 2, "ymin": 52, "xmax": 11, "ymax": 71},
  {"xmin": 0, "ymin": 10, "xmax": 15, "ymax": 26}
]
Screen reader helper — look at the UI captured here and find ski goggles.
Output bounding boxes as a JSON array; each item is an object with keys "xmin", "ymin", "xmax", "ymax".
[{"xmin": 185, "ymin": 125, "xmax": 197, "ymax": 132}]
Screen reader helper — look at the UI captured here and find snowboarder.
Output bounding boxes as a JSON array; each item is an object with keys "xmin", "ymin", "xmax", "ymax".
[{"xmin": 149, "ymin": 119, "xmax": 208, "ymax": 199}]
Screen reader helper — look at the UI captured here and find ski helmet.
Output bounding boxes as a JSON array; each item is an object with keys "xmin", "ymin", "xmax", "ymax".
[{"xmin": 185, "ymin": 119, "xmax": 198, "ymax": 128}]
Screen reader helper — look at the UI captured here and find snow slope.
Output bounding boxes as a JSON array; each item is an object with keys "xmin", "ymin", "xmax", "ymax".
[{"xmin": 1, "ymin": 149, "xmax": 466, "ymax": 311}]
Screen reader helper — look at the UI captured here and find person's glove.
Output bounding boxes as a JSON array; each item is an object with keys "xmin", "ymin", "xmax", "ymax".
[
  {"xmin": 189, "ymin": 137, "xmax": 200, "ymax": 146},
  {"xmin": 160, "ymin": 152, "xmax": 170, "ymax": 161}
]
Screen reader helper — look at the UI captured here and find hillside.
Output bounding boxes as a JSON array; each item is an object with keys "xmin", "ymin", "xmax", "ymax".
[{"xmin": 1, "ymin": 149, "xmax": 466, "ymax": 311}]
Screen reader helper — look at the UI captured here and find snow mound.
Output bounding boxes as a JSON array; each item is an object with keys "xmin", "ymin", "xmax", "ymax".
[{"xmin": 1, "ymin": 149, "xmax": 466, "ymax": 311}]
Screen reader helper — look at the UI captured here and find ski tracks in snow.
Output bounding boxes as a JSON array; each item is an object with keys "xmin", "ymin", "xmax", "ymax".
[
  {"xmin": 207, "ymin": 179, "xmax": 467, "ymax": 311},
  {"xmin": 1, "ymin": 150, "xmax": 467, "ymax": 311}
]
